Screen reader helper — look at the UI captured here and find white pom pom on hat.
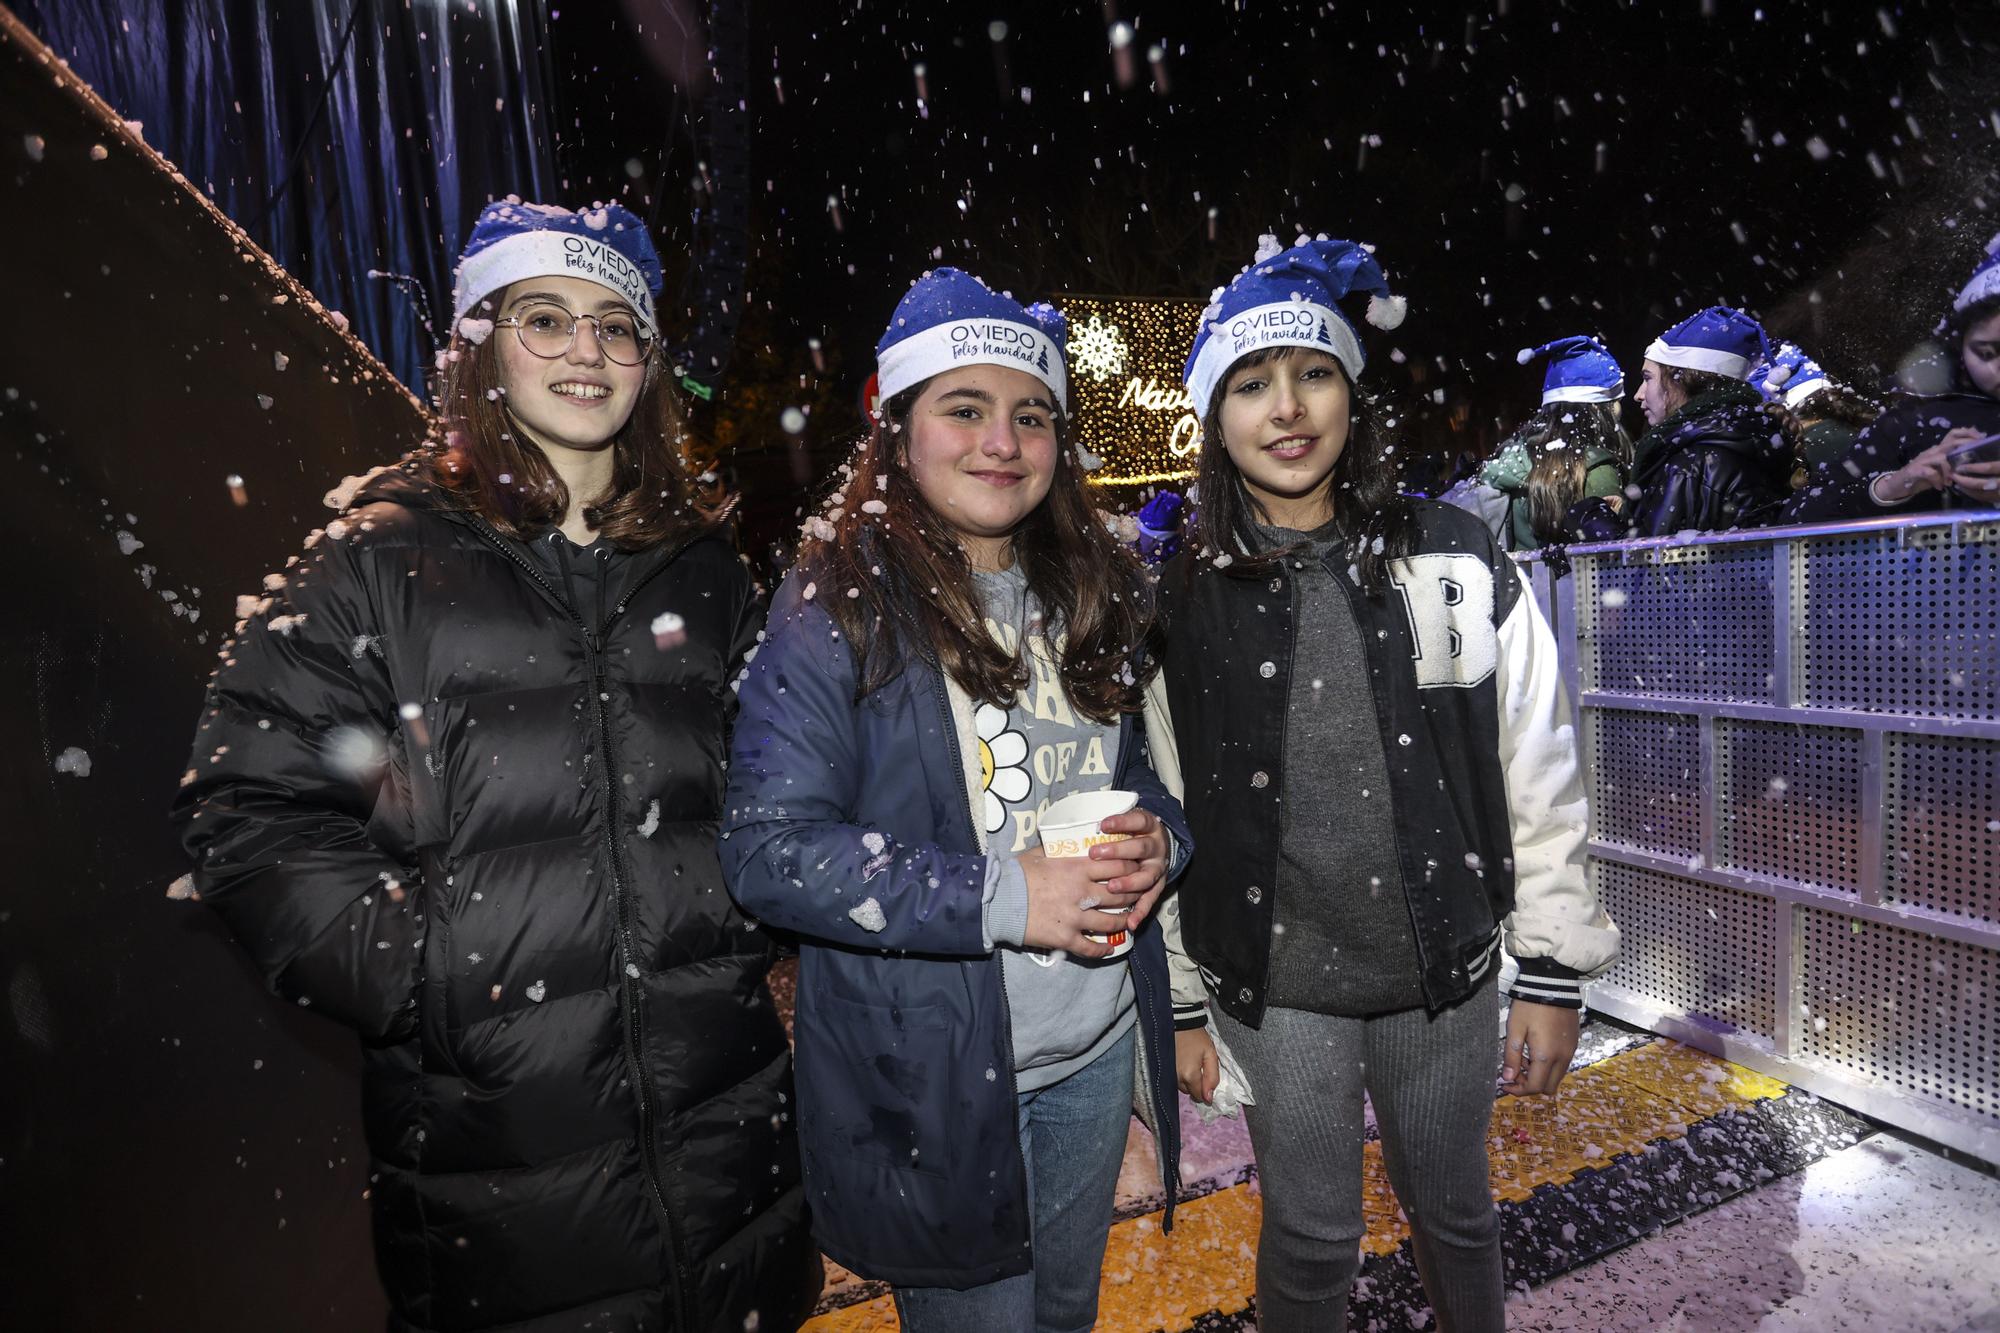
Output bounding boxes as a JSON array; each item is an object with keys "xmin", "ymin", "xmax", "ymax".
[
  {"xmin": 1516, "ymin": 347, "xmax": 1536, "ymax": 365},
  {"xmin": 1366, "ymin": 293, "xmax": 1408, "ymax": 331}
]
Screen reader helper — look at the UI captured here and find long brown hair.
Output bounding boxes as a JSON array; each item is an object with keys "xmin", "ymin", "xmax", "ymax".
[
  {"xmin": 1518, "ymin": 401, "xmax": 1632, "ymax": 547},
  {"xmin": 421, "ymin": 325, "xmax": 714, "ymax": 550},
  {"xmin": 1186, "ymin": 346, "xmax": 1418, "ymax": 594},
  {"xmin": 799, "ymin": 381, "xmax": 1161, "ymax": 724},
  {"xmin": 1525, "ymin": 451, "xmax": 1591, "ymax": 547},
  {"xmin": 1790, "ymin": 384, "xmax": 1882, "ymax": 431}
]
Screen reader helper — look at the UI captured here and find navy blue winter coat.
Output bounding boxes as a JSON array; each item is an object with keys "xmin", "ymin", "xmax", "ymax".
[{"xmin": 719, "ymin": 570, "xmax": 1188, "ymax": 1289}]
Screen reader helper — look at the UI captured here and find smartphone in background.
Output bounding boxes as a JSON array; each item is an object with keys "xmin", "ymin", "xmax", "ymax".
[{"xmin": 1944, "ymin": 431, "xmax": 2000, "ymax": 466}]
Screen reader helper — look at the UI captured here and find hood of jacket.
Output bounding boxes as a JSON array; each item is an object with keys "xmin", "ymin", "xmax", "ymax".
[
  {"xmin": 1482, "ymin": 436, "xmax": 1625, "ymax": 497},
  {"xmin": 1480, "ymin": 439, "xmax": 1534, "ymax": 493},
  {"xmin": 1633, "ymin": 381, "xmax": 1782, "ymax": 477}
]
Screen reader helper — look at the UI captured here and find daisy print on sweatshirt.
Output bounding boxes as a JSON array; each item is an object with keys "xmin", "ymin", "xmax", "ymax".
[
  {"xmin": 976, "ymin": 599, "xmax": 1120, "ymax": 852},
  {"xmin": 977, "ymin": 702, "xmax": 1032, "ymax": 835}
]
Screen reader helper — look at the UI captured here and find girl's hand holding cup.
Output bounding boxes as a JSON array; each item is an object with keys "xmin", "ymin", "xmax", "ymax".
[
  {"xmin": 1087, "ymin": 808, "xmax": 1171, "ymax": 923},
  {"xmin": 1017, "ymin": 845, "xmax": 1143, "ymax": 957},
  {"xmin": 1020, "ymin": 790, "xmax": 1167, "ymax": 958}
]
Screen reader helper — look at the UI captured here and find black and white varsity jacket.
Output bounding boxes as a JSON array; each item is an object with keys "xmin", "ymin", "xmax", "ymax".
[{"xmin": 1146, "ymin": 501, "xmax": 1619, "ymax": 1029}]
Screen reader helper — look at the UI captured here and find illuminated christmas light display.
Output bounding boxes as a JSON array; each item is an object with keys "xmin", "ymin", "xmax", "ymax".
[{"xmin": 1057, "ymin": 294, "xmax": 1206, "ymax": 489}]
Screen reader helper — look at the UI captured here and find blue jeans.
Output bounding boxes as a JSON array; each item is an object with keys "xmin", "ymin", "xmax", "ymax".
[{"xmin": 892, "ymin": 1025, "xmax": 1136, "ymax": 1333}]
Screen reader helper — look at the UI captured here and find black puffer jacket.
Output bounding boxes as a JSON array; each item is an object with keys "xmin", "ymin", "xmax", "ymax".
[
  {"xmin": 172, "ymin": 466, "xmax": 820, "ymax": 1332},
  {"xmin": 1574, "ymin": 383, "xmax": 1790, "ymax": 540}
]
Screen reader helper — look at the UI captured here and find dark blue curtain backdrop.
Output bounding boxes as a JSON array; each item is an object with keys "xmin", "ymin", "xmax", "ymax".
[{"xmin": 19, "ymin": 0, "xmax": 559, "ymax": 396}]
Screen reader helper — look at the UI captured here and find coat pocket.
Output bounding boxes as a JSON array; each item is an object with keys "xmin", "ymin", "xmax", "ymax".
[{"xmin": 796, "ymin": 989, "xmax": 958, "ymax": 1180}]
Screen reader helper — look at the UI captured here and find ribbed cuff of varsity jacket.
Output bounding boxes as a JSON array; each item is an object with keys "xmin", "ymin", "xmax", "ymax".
[{"xmin": 1507, "ymin": 956, "xmax": 1587, "ymax": 1009}]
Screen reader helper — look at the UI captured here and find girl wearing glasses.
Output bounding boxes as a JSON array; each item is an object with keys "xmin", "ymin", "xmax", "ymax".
[{"xmin": 172, "ymin": 199, "xmax": 820, "ymax": 1333}]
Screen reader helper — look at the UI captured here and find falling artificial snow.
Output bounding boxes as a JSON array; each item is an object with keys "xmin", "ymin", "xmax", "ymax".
[
  {"xmin": 53, "ymin": 746, "xmax": 92, "ymax": 777},
  {"xmin": 651, "ymin": 612, "xmax": 687, "ymax": 649}
]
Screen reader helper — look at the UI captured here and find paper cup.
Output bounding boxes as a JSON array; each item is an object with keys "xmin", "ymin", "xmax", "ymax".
[{"xmin": 1038, "ymin": 789, "xmax": 1139, "ymax": 959}]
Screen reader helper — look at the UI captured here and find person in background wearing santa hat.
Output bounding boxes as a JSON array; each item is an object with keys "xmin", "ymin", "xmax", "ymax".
[
  {"xmin": 1575, "ymin": 305, "xmax": 1797, "ymax": 539},
  {"xmin": 1750, "ymin": 342, "xmax": 1881, "ymax": 479},
  {"xmin": 1160, "ymin": 234, "xmax": 1618, "ymax": 1333},
  {"xmin": 1450, "ymin": 335, "xmax": 1633, "ymax": 551},
  {"xmin": 1782, "ymin": 239, "xmax": 2000, "ymax": 522},
  {"xmin": 172, "ymin": 198, "xmax": 820, "ymax": 1333}
]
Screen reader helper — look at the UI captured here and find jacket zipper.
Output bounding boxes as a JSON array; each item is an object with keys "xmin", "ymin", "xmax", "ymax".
[
  {"xmin": 466, "ymin": 519, "xmax": 695, "ymax": 1327},
  {"xmin": 918, "ymin": 646, "xmax": 1031, "ymax": 1257},
  {"xmin": 1111, "ymin": 720, "xmax": 1173, "ymax": 1199}
]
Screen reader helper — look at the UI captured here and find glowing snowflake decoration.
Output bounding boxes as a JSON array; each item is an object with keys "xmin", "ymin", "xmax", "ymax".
[{"xmin": 1068, "ymin": 314, "xmax": 1131, "ymax": 383}]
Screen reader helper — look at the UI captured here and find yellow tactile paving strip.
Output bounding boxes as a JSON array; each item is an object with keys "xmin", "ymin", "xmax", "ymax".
[{"xmin": 800, "ymin": 1041, "xmax": 1788, "ymax": 1332}]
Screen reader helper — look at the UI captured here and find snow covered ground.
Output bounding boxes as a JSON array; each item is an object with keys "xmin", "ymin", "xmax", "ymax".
[{"xmin": 1507, "ymin": 1132, "xmax": 2000, "ymax": 1332}]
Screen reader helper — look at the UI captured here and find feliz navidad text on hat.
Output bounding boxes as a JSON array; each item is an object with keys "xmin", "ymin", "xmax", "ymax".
[
  {"xmin": 946, "ymin": 319, "xmax": 1057, "ymax": 379},
  {"xmin": 556, "ymin": 235, "xmax": 650, "ymax": 311},
  {"xmin": 1219, "ymin": 303, "xmax": 1346, "ymax": 361}
]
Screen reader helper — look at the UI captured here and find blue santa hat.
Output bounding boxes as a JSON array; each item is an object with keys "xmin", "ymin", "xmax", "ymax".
[
  {"xmin": 453, "ymin": 197, "xmax": 664, "ymax": 336},
  {"xmin": 1516, "ymin": 335, "xmax": 1624, "ymax": 404},
  {"xmin": 1755, "ymin": 341, "xmax": 1830, "ymax": 409},
  {"xmin": 1954, "ymin": 233, "xmax": 2000, "ymax": 312},
  {"xmin": 1183, "ymin": 233, "xmax": 1406, "ymax": 412},
  {"xmin": 875, "ymin": 268, "xmax": 1069, "ymax": 413},
  {"xmin": 1643, "ymin": 305, "xmax": 1771, "ymax": 381}
]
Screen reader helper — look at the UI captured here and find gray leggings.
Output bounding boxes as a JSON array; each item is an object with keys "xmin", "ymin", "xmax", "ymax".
[{"xmin": 1214, "ymin": 977, "xmax": 1504, "ymax": 1333}]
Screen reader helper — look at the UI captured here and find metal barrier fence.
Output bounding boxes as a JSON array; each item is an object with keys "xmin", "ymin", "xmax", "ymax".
[{"xmin": 1518, "ymin": 511, "xmax": 2000, "ymax": 1165}]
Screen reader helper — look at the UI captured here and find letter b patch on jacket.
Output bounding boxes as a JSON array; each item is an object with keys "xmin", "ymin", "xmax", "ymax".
[{"xmin": 1390, "ymin": 555, "xmax": 1498, "ymax": 689}]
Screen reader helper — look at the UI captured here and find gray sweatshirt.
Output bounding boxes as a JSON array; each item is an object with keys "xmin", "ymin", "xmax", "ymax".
[
  {"xmin": 971, "ymin": 564, "xmax": 1137, "ymax": 1090},
  {"xmin": 1254, "ymin": 521, "xmax": 1426, "ymax": 1015}
]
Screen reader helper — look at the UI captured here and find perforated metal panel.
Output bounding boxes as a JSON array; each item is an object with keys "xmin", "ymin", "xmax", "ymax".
[
  {"xmin": 1884, "ymin": 734, "xmax": 2000, "ymax": 926},
  {"xmin": 1715, "ymin": 719, "xmax": 1863, "ymax": 896},
  {"xmin": 1576, "ymin": 544, "xmax": 1775, "ymax": 701},
  {"xmin": 1592, "ymin": 860, "xmax": 1776, "ymax": 1040},
  {"xmin": 1798, "ymin": 907, "xmax": 1999, "ymax": 1121},
  {"xmin": 1586, "ymin": 709, "xmax": 1701, "ymax": 860},
  {"xmin": 1542, "ymin": 514, "xmax": 2000, "ymax": 1164},
  {"xmin": 1798, "ymin": 521, "xmax": 2000, "ymax": 720}
]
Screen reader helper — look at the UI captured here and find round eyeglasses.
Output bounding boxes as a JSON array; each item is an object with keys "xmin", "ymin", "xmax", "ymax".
[{"xmin": 494, "ymin": 302, "xmax": 654, "ymax": 367}]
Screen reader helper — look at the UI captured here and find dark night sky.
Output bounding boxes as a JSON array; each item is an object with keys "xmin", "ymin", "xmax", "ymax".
[{"xmin": 548, "ymin": 0, "xmax": 1998, "ymax": 508}]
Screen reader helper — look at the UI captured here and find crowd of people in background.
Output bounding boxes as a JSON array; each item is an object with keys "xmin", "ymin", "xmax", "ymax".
[{"xmin": 1125, "ymin": 235, "xmax": 2000, "ymax": 567}]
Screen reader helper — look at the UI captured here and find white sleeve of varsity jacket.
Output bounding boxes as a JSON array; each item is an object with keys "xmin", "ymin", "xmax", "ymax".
[
  {"xmin": 1495, "ymin": 562, "xmax": 1620, "ymax": 1006},
  {"xmin": 1143, "ymin": 674, "xmax": 1213, "ymax": 1029}
]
